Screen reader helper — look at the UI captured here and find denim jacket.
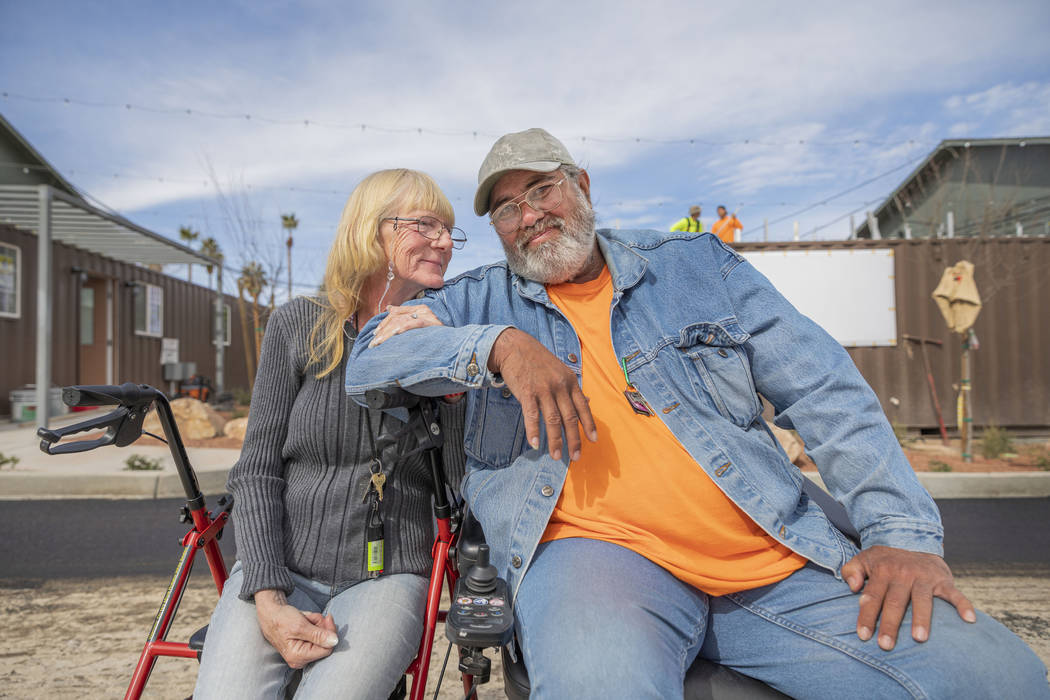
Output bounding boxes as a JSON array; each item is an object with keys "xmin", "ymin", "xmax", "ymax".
[{"xmin": 347, "ymin": 230, "xmax": 943, "ymax": 600}]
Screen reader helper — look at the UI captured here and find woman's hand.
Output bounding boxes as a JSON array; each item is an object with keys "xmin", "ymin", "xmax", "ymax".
[
  {"xmin": 369, "ymin": 304, "xmax": 443, "ymax": 347},
  {"xmin": 254, "ymin": 589, "xmax": 339, "ymax": 669}
]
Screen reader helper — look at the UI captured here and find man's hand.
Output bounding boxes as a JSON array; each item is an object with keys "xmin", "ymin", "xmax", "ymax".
[
  {"xmin": 254, "ymin": 589, "xmax": 339, "ymax": 669},
  {"xmin": 841, "ymin": 545, "xmax": 976, "ymax": 651},
  {"xmin": 487, "ymin": 328, "xmax": 597, "ymax": 461}
]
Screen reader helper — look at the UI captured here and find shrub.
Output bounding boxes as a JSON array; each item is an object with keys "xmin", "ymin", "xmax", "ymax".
[
  {"xmin": 124, "ymin": 454, "xmax": 163, "ymax": 471},
  {"xmin": 979, "ymin": 425, "xmax": 1014, "ymax": 459},
  {"xmin": 891, "ymin": 420, "xmax": 914, "ymax": 447},
  {"xmin": 929, "ymin": 460, "xmax": 952, "ymax": 472},
  {"xmin": 0, "ymin": 452, "xmax": 20, "ymax": 470}
]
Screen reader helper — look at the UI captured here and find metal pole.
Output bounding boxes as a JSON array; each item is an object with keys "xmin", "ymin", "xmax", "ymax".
[
  {"xmin": 849, "ymin": 214, "xmax": 855, "ymax": 239},
  {"xmin": 763, "ymin": 218, "xmax": 768, "ymax": 242},
  {"xmin": 903, "ymin": 223, "xmax": 912, "ymax": 240},
  {"xmin": 792, "ymin": 221, "xmax": 799, "ymax": 241},
  {"xmin": 214, "ymin": 265, "xmax": 225, "ymax": 393},
  {"xmin": 36, "ymin": 185, "xmax": 53, "ymax": 429},
  {"xmin": 866, "ymin": 211, "xmax": 881, "ymax": 239},
  {"xmin": 947, "ymin": 211, "xmax": 955, "ymax": 238},
  {"xmin": 961, "ymin": 343, "xmax": 972, "ymax": 462},
  {"xmin": 1015, "ymin": 222, "xmax": 1023, "ymax": 237}
]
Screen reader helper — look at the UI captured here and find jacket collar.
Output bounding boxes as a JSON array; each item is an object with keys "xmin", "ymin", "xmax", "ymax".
[{"xmin": 511, "ymin": 229, "xmax": 649, "ymax": 303}]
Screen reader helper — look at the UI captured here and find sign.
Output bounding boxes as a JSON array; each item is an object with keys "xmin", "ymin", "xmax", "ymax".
[{"xmin": 160, "ymin": 337, "xmax": 180, "ymax": 364}]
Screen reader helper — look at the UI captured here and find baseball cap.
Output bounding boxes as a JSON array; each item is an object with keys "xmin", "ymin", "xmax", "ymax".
[
  {"xmin": 690, "ymin": 205, "xmax": 701, "ymax": 216},
  {"xmin": 474, "ymin": 128, "xmax": 577, "ymax": 216}
]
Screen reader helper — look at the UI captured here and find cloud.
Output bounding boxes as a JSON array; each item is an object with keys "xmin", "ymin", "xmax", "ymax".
[{"xmin": 943, "ymin": 81, "xmax": 1050, "ymax": 136}]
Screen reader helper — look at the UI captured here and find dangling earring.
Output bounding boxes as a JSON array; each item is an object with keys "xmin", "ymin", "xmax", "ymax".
[{"xmin": 377, "ymin": 261, "xmax": 394, "ymax": 313}]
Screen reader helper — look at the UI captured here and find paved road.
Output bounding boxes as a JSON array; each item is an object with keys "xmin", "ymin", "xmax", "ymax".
[{"xmin": 0, "ymin": 497, "xmax": 1047, "ymax": 580}]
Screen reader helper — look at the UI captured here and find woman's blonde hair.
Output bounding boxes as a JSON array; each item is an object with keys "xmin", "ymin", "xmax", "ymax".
[{"xmin": 307, "ymin": 168, "xmax": 454, "ymax": 377}]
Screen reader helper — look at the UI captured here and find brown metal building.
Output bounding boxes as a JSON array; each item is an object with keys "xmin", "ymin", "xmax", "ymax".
[
  {"xmin": 0, "ymin": 222, "xmax": 252, "ymax": 420},
  {"xmin": 736, "ymin": 236, "xmax": 1050, "ymax": 431}
]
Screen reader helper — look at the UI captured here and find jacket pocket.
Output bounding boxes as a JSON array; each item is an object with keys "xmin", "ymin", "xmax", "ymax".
[
  {"xmin": 464, "ymin": 387, "xmax": 527, "ymax": 468},
  {"xmin": 677, "ymin": 322, "xmax": 762, "ymax": 428}
]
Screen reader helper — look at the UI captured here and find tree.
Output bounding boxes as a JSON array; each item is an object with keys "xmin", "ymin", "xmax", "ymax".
[
  {"xmin": 178, "ymin": 226, "xmax": 200, "ymax": 283},
  {"xmin": 239, "ymin": 261, "xmax": 268, "ymax": 373},
  {"xmin": 199, "ymin": 237, "xmax": 224, "ymax": 292},
  {"xmin": 281, "ymin": 213, "xmax": 299, "ymax": 301}
]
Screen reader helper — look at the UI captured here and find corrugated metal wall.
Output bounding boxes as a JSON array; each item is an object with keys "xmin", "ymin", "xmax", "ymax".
[
  {"xmin": 736, "ymin": 237, "xmax": 1050, "ymax": 429},
  {"xmin": 1, "ymin": 224, "xmax": 254, "ymax": 417}
]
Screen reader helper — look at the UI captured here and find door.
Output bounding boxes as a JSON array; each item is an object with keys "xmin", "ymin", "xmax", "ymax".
[{"xmin": 78, "ymin": 277, "xmax": 112, "ymax": 385}]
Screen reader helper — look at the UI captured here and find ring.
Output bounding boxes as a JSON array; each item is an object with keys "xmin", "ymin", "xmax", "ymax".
[{"xmin": 411, "ymin": 313, "xmax": 418, "ymax": 319}]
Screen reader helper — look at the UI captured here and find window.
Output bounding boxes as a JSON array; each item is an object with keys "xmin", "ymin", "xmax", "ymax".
[
  {"xmin": 133, "ymin": 283, "xmax": 163, "ymax": 337},
  {"xmin": 0, "ymin": 242, "xmax": 20, "ymax": 318},
  {"xmin": 80, "ymin": 287, "xmax": 95, "ymax": 345},
  {"xmin": 214, "ymin": 302, "xmax": 232, "ymax": 347}
]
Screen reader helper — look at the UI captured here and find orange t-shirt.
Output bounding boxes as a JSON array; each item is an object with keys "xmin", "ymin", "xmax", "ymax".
[
  {"xmin": 710, "ymin": 216, "xmax": 742, "ymax": 244},
  {"xmin": 543, "ymin": 266, "xmax": 805, "ymax": 596}
]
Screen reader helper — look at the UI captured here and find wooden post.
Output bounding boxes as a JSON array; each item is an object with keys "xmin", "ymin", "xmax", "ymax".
[{"xmin": 961, "ymin": 341, "xmax": 972, "ymax": 462}]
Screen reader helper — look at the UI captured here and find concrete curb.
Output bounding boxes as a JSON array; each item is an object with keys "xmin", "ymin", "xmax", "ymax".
[
  {"xmin": 805, "ymin": 471, "xmax": 1050, "ymax": 499},
  {"xmin": 3, "ymin": 468, "xmax": 1049, "ymax": 500}
]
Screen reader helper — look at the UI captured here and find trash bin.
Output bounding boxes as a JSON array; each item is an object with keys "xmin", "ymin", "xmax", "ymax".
[{"xmin": 9, "ymin": 386, "xmax": 68, "ymax": 422}]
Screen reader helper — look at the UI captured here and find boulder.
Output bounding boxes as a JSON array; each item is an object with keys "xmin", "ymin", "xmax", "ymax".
[
  {"xmin": 142, "ymin": 398, "xmax": 226, "ymax": 440},
  {"xmin": 223, "ymin": 417, "xmax": 249, "ymax": 441}
]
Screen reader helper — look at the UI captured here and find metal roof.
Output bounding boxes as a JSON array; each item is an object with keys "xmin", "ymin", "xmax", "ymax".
[
  {"xmin": 857, "ymin": 136, "xmax": 1050, "ymax": 236},
  {"xmin": 0, "ymin": 184, "xmax": 217, "ymax": 266}
]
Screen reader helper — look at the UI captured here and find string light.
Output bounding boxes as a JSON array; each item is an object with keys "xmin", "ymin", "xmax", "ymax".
[{"xmin": 2, "ymin": 90, "xmax": 931, "ymax": 149}]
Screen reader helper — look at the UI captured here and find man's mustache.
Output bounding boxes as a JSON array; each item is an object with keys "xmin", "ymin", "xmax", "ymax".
[{"xmin": 518, "ymin": 216, "xmax": 565, "ymax": 249}]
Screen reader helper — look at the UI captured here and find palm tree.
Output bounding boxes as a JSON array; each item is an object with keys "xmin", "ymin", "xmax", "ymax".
[
  {"xmin": 199, "ymin": 237, "xmax": 224, "ymax": 292},
  {"xmin": 281, "ymin": 213, "xmax": 299, "ymax": 301},
  {"xmin": 239, "ymin": 261, "xmax": 268, "ymax": 371},
  {"xmin": 178, "ymin": 226, "xmax": 200, "ymax": 283},
  {"xmin": 235, "ymin": 269, "xmax": 256, "ymax": 386}
]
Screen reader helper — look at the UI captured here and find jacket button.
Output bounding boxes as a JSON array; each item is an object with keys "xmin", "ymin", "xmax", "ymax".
[
  {"xmin": 501, "ymin": 388, "xmax": 512, "ymax": 398},
  {"xmin": 512, "ymin": 555, "xmax": 522, "ymax": 568},
  {"xmin": 705, "ymin": 333, "xmax": 714, "ymax": 344},
  {"xmin": 717, "ymin": 348, "xmax": 729, "ymax": 358},
  {"xmin": 567, "ymin": 353, "xmax": 578, "ymax": 363},
  {"xmin": 466, "ymin": 361, "xmax": 480, "ymax": 377},
  {"xmin": 541, "ymin": 485, "xmax": 554, "ymax": 497}
]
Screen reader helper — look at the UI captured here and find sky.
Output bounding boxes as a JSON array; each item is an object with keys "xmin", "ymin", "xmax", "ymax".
[{"xmin": 1, "ymin": 0, "xmax": 1048, "ymax": 299}]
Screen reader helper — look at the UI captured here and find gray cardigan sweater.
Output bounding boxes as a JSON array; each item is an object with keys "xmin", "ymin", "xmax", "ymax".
[{"xmin": 227, "ymin": 297, "xmax": 466, "ymax": 599}]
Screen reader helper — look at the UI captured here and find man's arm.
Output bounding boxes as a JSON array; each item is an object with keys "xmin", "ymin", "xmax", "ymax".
[{"xmin": 716, "ymin": 238, "xmax": 973, "ymax": 647}]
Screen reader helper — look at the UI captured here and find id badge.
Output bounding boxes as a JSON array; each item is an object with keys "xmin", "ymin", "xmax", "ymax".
[{"xmin": 623, "ymin": 387, "xmax": 654, "ymax": 416}]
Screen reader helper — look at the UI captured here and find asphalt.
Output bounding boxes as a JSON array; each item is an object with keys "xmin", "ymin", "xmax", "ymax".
[{"xmin": 1, "ymin": 410, "xmax": 1050, "ymax": 500}]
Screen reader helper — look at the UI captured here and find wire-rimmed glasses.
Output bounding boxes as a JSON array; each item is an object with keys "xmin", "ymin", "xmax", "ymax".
[
  {"xmin": 384, "ymin": 216, "xmax": 467, "ymax": 249},
  {"xmin": 490, "ymin": 177, "xmax": 566, "ymax": 235}
]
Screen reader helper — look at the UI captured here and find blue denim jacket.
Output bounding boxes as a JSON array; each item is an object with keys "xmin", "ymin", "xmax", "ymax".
[{"xmin": 347, "ymin": 230, "xmax": 943, "ymax": 600}]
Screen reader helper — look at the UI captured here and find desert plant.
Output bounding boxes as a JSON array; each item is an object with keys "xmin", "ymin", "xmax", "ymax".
[
  {"xmin": 979, "ymin": 425, "xmax": 1014, "ymax": 459},
  {"xmin": 929, "ymin": 460, "xmax": 952, "ymax": 472},
  {"xmin": 0, "ymin": 451, "xmax": 20, "ymax": 470},
  {"xmin": 891, "ymin": 420, "xmax": 915, "ymax": 447},
  {"xmin": 124, "ymin": 454, "xmax": 163, "ymax": 471}
]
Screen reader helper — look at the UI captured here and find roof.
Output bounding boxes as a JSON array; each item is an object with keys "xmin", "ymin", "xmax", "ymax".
[
  {"xmin": 0, "ymin": 112, "xmax": 217, "ymax": 267},
  {"xmin": 0, "ymin": 184, "xmax": 218, "ymax": 266},
  {"xmin": 857, "ymin": 137, "xmax": 1050, "ymax": 237}
]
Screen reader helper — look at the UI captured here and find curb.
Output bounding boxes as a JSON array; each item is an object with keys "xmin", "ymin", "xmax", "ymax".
[
  {"xmin": 3, "ymin": 469, "xmax": 1050, "ymax": 500},
  {"xmin": 805, "ymin": 471, "xmax": 1050, "ymax": 499},
  {"xmin": 0, "ymin": 468, "xmax": 232, "ymax": 500}
]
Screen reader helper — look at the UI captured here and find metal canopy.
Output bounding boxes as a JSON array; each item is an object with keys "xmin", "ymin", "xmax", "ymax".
[{"xmin": 0, "ymin": 184, "xmax": 217, "ymax": 266}]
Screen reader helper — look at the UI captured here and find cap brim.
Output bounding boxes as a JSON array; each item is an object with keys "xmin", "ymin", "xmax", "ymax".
[{"xmin": 473, "ymin": 160, "xmax": 564, "ymax": 216}]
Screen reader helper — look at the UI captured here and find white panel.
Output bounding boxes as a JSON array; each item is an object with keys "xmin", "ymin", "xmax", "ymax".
[{"xmin": 741, "ymin": 248, "xmax": 897, "ymax": 347}]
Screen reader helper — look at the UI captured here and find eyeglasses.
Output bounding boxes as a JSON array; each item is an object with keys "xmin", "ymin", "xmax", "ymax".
[
  {"xmin": 383, "ymin": 216, "xmax": 467, "ymax": 249},
  {"xmin": 490, "ymin": 177, "xmax": 566, "ymax": 235}
]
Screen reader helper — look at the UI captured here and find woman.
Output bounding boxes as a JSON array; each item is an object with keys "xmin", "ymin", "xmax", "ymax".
[{"xmin": 194, "ymin": 169, "xmax": 467, "ymax": 699}]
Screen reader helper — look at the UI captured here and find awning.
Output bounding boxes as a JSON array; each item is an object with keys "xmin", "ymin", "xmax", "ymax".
[{"xmin": 0, "ymin": 184, "xmax": 217, "ymax": 266}]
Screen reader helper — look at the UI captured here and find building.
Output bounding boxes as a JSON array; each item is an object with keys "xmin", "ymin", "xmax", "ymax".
[
  {"xmin": 855, "ymin": 137, "xmax": 1050, "ymax": 240},
  {"xmin": 0, "ymin": 112, "xmax": 251, "ymax": 425}
]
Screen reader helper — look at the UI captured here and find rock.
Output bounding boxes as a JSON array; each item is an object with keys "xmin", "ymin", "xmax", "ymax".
[
  {"xmin": 223, "ymin": 417, "xmax": 248, "ymax": 441},
  {"xmin": 770, "ymin": 424, "xmax": 805, "ymax": 465},
  {"xmin": 142, "ymin": 398, "xmax": 226, "ymax": 440}
]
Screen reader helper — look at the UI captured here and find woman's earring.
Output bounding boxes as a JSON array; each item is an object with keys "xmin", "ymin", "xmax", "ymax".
[{"xmin": 386, "ymin": 261, "xmax": 395, "ymax": 282}]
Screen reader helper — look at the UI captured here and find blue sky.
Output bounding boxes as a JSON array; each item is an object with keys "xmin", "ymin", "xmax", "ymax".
[{"xmin": 2, "ymin": 0, "xmax": 1048, "ymax": 298}]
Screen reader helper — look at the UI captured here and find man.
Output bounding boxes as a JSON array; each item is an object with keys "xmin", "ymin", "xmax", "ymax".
[
  {"xmin": 671, "ymin": 204, "xmax": 703, "ymax": 232},
  {"xmin": 710, "ymin": 204, "xmax": 743, "ymax": 244},
  {"xmin": 347, "ymin": 128, "xmax": 1048, "ymax": 698}
]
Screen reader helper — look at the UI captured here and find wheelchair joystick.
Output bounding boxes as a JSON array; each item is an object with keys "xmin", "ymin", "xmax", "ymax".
[
  {"xmin": 446, "ymin": 544, "xmax": 514, "ymax": 648},
  {"xmin": 464, "ymin": 544, "xmax": 498, "ymax": 594}
]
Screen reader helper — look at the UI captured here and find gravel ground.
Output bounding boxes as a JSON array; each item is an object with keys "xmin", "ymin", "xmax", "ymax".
[{"xmin": 0, "ymin": 574, "xmax": 1045, "ymax": 699}]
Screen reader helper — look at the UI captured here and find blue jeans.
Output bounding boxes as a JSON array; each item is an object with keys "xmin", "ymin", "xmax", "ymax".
[
  {"xmin": 514, "ymin": 538, "xmax": 1050, "ymax": 699},
  {"xmin": 193, "ymin": 562, "xmax": 427, "ymax": 699}
]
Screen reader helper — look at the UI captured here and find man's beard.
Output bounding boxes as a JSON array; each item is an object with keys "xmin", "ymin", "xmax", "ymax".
[{"xmin": 500, "ymin": 187, "xmax": 597, "ymax": 284}]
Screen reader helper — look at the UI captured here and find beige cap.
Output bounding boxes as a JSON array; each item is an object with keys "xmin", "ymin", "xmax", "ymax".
[
  {"xmin": 474, "ymin": 128, "xmax": 576, "ymax": 216},
  {"xmin": 689, "ymin": 205, "xmax": 701, "ymax": 216}
]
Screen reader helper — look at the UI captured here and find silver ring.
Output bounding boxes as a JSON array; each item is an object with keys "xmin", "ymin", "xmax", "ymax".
[{"xmin": 411, "ymin": 313, "xmax": 418, "ymax": 319}]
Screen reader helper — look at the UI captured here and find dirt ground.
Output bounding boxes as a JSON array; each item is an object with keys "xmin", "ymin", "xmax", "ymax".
[{"xmin": 1, "ymin": 573, "xmax": 1046, "ymax": 699}]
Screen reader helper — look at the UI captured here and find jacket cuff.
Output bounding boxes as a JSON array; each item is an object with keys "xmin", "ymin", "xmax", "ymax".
[
  {"xmin": 859, "ymin": 517, "xmax": 944, "ymax": 557},
  {"xmin": 238, "ymin": 561, "xmax": 295, "ymax": 601}
]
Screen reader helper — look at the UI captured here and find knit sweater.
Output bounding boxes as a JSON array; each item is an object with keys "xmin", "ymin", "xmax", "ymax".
[{"xmin": 227, "ymin": 296, "xmax": 466, "ymax": 599}]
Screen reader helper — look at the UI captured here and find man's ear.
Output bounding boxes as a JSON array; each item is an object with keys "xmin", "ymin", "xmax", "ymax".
[{"xmin": 577, "ymin": 170, "xmax": 591, "ymax": 204}]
